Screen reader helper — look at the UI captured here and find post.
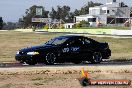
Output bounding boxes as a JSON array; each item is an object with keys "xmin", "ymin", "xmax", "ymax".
[{"xmin": 131, "ymin": 19, "xmax": 132, "ymax": 30}]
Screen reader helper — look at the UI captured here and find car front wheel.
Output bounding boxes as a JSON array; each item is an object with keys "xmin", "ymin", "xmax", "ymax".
[
  {"xmin": 90, "ymin": 52, "xmax": 102, "ymax": 64},
  {"xmin": 45, "ymin": 53, "xmax": 56, "ymax": 65}
]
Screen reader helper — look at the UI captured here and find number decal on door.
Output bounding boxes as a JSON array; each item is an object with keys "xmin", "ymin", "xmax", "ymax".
[
  {"xmin": 62, "ymin": 48, "xmax": 70, "ymax": 52},
  {"xmin": 62, "ymin": 47, "xmax": 80, "ymax": 52},
  {"xmin": 71, "ymin": 47, "xmax": 80, "ymax": 52}
]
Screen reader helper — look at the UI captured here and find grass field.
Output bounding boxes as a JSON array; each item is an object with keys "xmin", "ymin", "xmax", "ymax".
[{"xmin": 0, "ymin": 31, "xmax": 132, "ymax": 62}]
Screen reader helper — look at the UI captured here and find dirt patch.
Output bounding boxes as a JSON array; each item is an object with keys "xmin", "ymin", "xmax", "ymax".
[
  {"xmin": 0, "ymin": 66, "xmax": 131, "ymax": 88},
  {"xmin": 0, "ymin": 72, "xmax": 131, "ymax": 88},
  {"xmin": 0, "ymin": 65, "xmax": 132, "ymax": 75}
]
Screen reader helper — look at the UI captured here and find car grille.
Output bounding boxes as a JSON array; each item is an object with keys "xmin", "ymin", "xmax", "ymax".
[{"xmin": 19, "ymin": 51, "xmax": 25, "ymax": 55}]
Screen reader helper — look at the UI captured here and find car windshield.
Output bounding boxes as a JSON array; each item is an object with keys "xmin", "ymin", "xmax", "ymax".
[{"xmin": 45, "ymin": 37, "xmax": 68, "ymax": 45}]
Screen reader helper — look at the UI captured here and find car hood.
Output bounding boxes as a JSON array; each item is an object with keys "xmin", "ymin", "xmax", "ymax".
[{"xmin": 19, "ymin": 44, "xmax": 57, "ymax": 52}]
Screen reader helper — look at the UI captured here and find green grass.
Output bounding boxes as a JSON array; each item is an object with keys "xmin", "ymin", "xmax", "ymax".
[
  {"xmin": 0, "ymin": 31, "xmax": 131, "ymax": 62},
  {"xmin": 0, "ymin": 31, "xmax": 62, "ymax": 62},
  {"xmin": 73, "ymin": 26, "xmax": 130, "ymax": 30}
]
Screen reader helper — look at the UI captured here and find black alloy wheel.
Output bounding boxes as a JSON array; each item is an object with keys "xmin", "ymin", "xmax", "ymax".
[
  {"xmin": 90, "ymin": 52, "xmax": 102, "ymax": 64},
  {"xmin": 45, "ymin": 53, "xmax": 56, "ymax": 65}
]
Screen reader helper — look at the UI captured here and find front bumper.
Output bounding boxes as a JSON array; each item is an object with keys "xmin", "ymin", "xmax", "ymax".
[{"xmin": 15, "ymin": 54, "xmax": 39, "ymax": 62}]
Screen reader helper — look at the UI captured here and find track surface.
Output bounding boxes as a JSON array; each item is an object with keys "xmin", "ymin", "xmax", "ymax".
[
  {"xmin": 0, "ymin": 60, "xmax": 132, "ymax": 68},
  {"xmin": 0, "ymin": 60, "xmax": 131, "ymax": 76},
  {"xmin": 35, "ymin": 31, "xmax": 132, "ymax": 38}
]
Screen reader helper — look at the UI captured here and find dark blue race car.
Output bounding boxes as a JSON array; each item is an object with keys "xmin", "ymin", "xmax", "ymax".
[{"xmin": 15, "ymin": 35, "xmax": 111, "ymax": 65}]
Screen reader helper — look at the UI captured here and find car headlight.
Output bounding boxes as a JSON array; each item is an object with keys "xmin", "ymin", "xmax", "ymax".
[
  {"xmin": 27, "ymin": 52, "xmax": 39, "ymax": 55},
  {"xmin": 16, "ymin": 51, "xmax": 19, "ymax": 54}
]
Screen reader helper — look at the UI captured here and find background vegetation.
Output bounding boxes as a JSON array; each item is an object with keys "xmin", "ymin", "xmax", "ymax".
[
  {"xmin": 21, "ymin": 1, "xmax": 103, "ymax": 28},
  {"xmin": 1, "ymin": 1, "xmax": 129, "ymax": 30},
  {"xmin": 0, "ymin": 17, "xmax": 3, "ymax": 29}
]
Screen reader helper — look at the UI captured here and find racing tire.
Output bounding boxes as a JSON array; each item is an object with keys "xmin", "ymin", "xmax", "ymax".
[
  {"xmin": 45, "ymin": 53, "xmax": 56, "ymax": 65},
  {"xmin": 90, "ymin": 52, "xmax": 102, "ymax": 64}
]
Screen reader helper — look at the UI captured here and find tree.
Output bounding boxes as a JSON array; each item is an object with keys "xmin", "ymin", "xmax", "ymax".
[
  {"xmin": 120, "ymin": 2, "xmax": 128, "ymax": 7},
  {"xmin": 74, "ymin": 1, "xmax": 102, "ymax": 16},
  {"xmin": 20, "ymin": 5, "xmax": 49, "ymax": 28},
  {"xmin": 74, "ymin": 9, "xmax": 80, "ymax": 16},
  {"xmin": 6, "ymin": 22, "xmax": 16, "ymax": 30},
  {"xmin": 130, "ymin": 8, "xmax": 132, "ymax": 17},
  {"xmin": 49, "ymin": 5, "xmax": 73, "ymax": 23},
  {"xmin": 75, "ymin": 21, "xmax": 90, "ymax": 28},
  {"xmin": 49, "ymin": 2, "xmax": 102, "ymax": 23},
  {"xmin": 49, "ymin": 7, "xmax": 57, "ymax": 20},
  {"xmin": 0, "ymin": 17, "xmax": 3, "ymax": 29},
  {"xmin": 66, "ymin": 12, "xmax": 75, "ymax": 23}
]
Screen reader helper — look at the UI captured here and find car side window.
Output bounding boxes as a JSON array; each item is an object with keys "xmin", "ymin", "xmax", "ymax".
[
  {"xmin": 69, "ymin": 38, "xmax": 83, "ymax": 46},
  {"xmin": 84, "ymin": 38, "xmax": 91, "ymax": 44}
]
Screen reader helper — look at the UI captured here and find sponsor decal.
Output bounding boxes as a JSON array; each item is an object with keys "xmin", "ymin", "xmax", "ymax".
[
  {"xmin": 32, "ymin": 18, "xmax": 49, "ymax": 23},
  {"xmin": 71, "ymin": 47, "xmax": 80, "ymax": 52},
  {"xmin": 36, "ymin": 7, "xmax": 42, "ymax": 16},
  {"xmin": 62, "ymin": 48, "xmax": 70, "ymax": 53},
  {"xmin": 62, "ymin": 47, "xmax": 80, "ymax": 52}
]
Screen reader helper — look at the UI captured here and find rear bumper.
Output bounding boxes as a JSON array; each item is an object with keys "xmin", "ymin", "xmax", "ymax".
[{"xmin": 101, "ymin": 49, "xmax": 111, "ymax": 59}]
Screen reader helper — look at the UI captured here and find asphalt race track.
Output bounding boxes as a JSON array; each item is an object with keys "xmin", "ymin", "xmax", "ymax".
[
  {"xmin": 0, "ymin": 60, "xmax": 132, "ymax": 68},
  {"xmin": 0, "ymin": 60, "xmax": 131, "ymax": 76}
]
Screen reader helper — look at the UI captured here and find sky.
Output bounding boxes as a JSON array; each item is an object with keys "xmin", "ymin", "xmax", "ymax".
[{"xmin": 0, "ymin": 0, "xmax": 132, "ymax": 22}]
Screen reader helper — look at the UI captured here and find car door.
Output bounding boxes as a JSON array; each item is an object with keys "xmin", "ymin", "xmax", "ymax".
[
  {"xmin": 82, "ymin": 38, "xmax": 93, "ymax": 59},
  {"xmin": 60, "ymin": 37, "xmax": 84, "ymax": 61},
  {"xmin": 66, "ymin": 38, "xmax": 84, "ymax": 61}
]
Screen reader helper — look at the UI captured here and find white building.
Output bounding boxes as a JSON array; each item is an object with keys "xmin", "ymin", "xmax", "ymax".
[
  {"xmin": 74, "ymin": 0, "xmax": 132, "ymax": 27},
  {"xmin": 64, "ymin": 23, "xmax": 75, "ymax": 29}
]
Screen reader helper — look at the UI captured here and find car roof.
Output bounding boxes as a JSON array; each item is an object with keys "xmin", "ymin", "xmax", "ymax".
[
  {"xmin": 57, "ymin": 35, "xmax": 85, "ymax": 38},
  {"xmin": 54, "ymin": 35, "xmax": 98, "ymax": 43},
  {"xmin": 58, "ymin": 35, "xmax": 97, "ymax": 42}
]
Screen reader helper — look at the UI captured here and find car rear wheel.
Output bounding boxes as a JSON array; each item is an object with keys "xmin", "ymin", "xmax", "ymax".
[
  {"xmin": 90, "ymin": 52, "xmax": 102, "ymax": 64},
  {"xmin": 45, "ymin": 53, "xmax": 56, "ymax": 65}
]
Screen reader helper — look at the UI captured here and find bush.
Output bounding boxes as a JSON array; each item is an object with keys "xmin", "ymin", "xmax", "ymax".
[
  {"xmin": 0, "ymin": 17, "xmax": 3, "ymax": 30},
  {"xmin": 75, "ymin": 21, "xmax": 90, "ymax": 28},
  {"xmin": 59, "ymin": 24, "xmax": 64, "ymax": 29},
  {"xmin": 75, "ymin": 23, "xmax": 82, "ymax": 28},
  {"xmin": 44, "ymin": 25, "xmax": 49, "ymax": 29}
]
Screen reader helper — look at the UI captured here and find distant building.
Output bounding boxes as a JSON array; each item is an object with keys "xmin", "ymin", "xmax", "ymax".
[
  {"xmin": 74, "ymin": 0, "xmax": 132, "ymax": 27},
  {"xmin": 64, "ymin": 23, "xmax": 75, "ymax": 29}
]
